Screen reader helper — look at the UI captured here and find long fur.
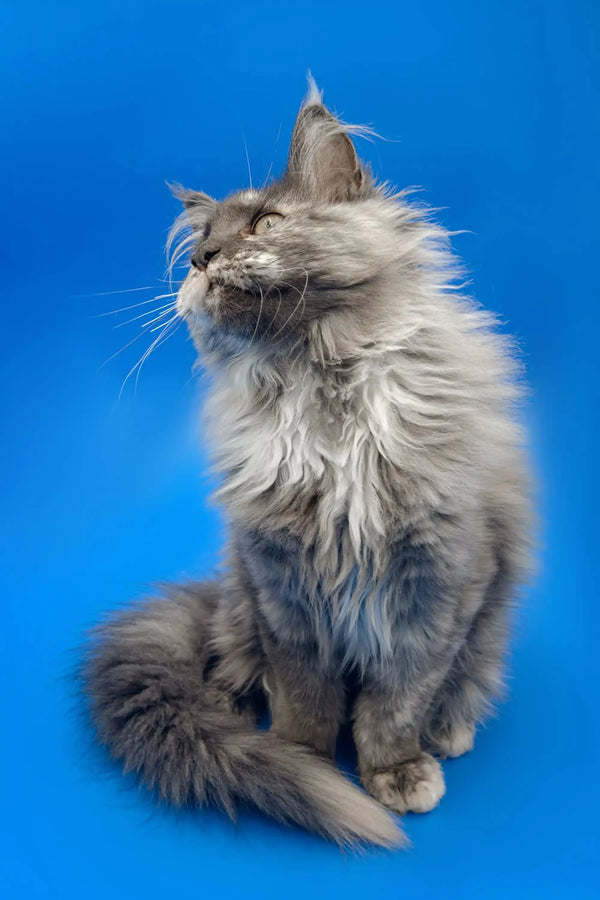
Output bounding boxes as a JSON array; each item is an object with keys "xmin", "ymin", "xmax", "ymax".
[
  {"xmin": 83, "ymin": 80, "xmax": 532, "ymax": 846},
  {"xmin": 83, "ymin": 583, "xmax": 402, "ymax": 848}
]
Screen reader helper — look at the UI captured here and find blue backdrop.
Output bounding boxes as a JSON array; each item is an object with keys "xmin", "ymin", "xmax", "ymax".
[{"xmin": 1, "ymin": 1, "xmax": 598, "ymax": 897}]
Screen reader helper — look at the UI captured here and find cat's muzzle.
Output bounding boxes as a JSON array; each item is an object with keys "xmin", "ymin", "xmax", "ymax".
[{"xmin": 176, "ymin": 266, "xmax": 212, "ymax": 317}]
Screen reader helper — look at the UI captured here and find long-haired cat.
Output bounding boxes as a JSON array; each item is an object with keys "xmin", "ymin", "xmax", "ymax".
[{"xmin": 83, "ymin": 80, "xmax": 532, "ymax": 848}]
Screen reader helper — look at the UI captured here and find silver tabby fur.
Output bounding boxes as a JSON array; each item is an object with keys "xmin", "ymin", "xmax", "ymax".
[{"xmin": 83, "ymin": 79, "xmax": 532, "ymax": 848}]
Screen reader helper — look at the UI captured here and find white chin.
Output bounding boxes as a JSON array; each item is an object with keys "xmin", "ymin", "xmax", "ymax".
[{"xmin": 176, "ymin": 268, "xmax": 210, "ymax": 316}]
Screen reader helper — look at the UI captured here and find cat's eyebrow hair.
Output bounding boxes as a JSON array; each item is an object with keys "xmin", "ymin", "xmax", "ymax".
[
  {"xmin": 248, "ymin": 204, "xmax": 273, "ymax": 226},
  {"xmin": 222, "ymin": 195, "xmax": 266, "ymax": 218},
  {"xmin": 237, "ymin": 189, "xmax": 262, "ymax": 201}
]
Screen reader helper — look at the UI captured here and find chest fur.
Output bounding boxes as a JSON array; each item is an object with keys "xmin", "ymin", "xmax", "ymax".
[
  {"xmin": 204, "ymin": 345, "xmax": 494, "ymax": 567},
  {"xmin": 206, "ymin": 361, "xmax": 400, "ymax": 557}
]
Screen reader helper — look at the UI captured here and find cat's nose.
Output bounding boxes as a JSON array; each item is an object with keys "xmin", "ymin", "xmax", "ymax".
[{"xmin": 191, "ymin": 247, "xmax": 221, "ymax": 269}]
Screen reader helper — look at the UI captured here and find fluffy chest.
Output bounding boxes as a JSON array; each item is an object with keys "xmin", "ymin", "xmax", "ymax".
[{"xmin": 207, "ymin": 362, "xmax": 396, "ymax": 556}]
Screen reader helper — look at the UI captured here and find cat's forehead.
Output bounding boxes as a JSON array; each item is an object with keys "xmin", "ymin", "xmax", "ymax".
[
  {"xmin": 216, "ymin": 185, "xmax": 295, "ymax": 221},
  {"xmin": 209, "ymin": 189, "xmax": 266, "ymax": 228}
]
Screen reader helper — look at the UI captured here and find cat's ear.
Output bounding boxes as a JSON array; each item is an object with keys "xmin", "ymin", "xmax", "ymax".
[
  {"xmin": 167, "ymin": 183, "xmax": 217, "ymax": 230},
  {"xmin": 286, "ymin": 78, "xmax": 366, "ymax": 203}
]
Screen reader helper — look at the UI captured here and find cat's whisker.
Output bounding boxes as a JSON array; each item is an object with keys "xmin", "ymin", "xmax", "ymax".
[
  {"xmin": 166, "ymin": 227, "xmax": 197, "ymax": 287},
  {"xmin": 141, "ymin": 305, "xmax": 178, "ymax": 329},
  {"xmin": 80, "ymin": 285, "xmax": 168, "ymax": 299},
  {"xmin": 118, "ymin": 317, "xmax": 181, "ymax": 400},
  {"xmin": 271, "ymin": 271, "xmax": 309, "ymax": 340},
  {"xmin": 148, "ymin": 312, "xmax": 179, "ymax": 334},
  {"xmin": 115, "ymin": 301, "xmax": 177, "ymax": 329},
  {"xmin": 243, "ymin": 132, "xmax": 253, "ymax": 190},
  {"xmin": 266, "ymin": 285, "xmax": 283, "ymax": 335},
  {"xmin": 99, "ymin": 329, "xmax": 149, "ymax": 369},
  {"xmin": 94, "ymin": 293, "xmax": 178, "ymax": 318},
  {"xmin": 250, "ymin": 283, "xmax": 265, "ymax": 346},
  {"xmin": 133, "ymin": 320, "xmax": 181, "ymax": 395},
  {"xmin": 261, "ymin": 159, "xmax": 274, "ymax": 189},
  {"xmin": 167, "ymin": 254, "xmax": 193, "ymax": 290},
  {"xmin": 100, "ymin": 301, "xmax": 178, "ymax": 374}
]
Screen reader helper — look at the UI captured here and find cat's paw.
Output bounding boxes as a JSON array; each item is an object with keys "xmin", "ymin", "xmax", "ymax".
[
  {"xmin": 428, "ymin": 721, "xmax": 475, "ymax": 758},
  {"xmin": 363, "ymin": 753, "xmax": 446, "ymax": 814}
]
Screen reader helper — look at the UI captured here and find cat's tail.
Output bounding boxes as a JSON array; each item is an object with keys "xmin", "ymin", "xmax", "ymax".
[{"xmin": 82, "ymin": 582, "xmax": 403, "ymax": 849}]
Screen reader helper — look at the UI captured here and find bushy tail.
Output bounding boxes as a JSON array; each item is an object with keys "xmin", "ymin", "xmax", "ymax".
[{"xmin": 82, "ymin": 582, "xmax": 403, "ymax": 849}]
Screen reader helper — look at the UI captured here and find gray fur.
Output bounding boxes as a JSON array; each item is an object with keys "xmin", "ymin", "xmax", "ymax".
[{"xmin": 83, "ymin": 81, "xmax": 532, "ymax": 845}]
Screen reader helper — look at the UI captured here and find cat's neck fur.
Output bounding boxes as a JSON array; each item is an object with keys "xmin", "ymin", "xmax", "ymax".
[{"xmin": 200, "ymin": 287, "xmax": 522, "ymax": 581}]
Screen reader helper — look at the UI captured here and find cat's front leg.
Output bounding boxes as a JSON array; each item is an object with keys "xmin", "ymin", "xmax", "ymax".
[
  {"xmin": 263, "ymin": 646, "xmax": 345, "ymax": 758},
  {"xmin": 354, "ymin": 667, "xmax": 452, "ymax": 815}
]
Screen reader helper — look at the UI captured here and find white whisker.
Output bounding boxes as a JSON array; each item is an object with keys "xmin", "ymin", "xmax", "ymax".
[
  {"xmin": 100, "ymin": 330, "xmax": 149, "ymax": 369},
  {"xmin": 114, "ymin": 302, "xmax": 176, "ymax": 329},
  {"xmin": 133, "ymin": 321, "xmax": 180, "ymax": 395},
  {"xmin": 271, "ymin": 270, "xmax": 309, "ymax": 339},
  {"xmin": 261, "ymin": 160, "xmax": 274, "ymax": 189},
  {"xmin": 268, "ymin": 285, "xmax": 283, "ymax": 333},
  {"xmin": 141, "ymin": 306, "xmax": 178, "ymax": 329},
  {"xmin": 79, "ymin": 285, "xmax": 167, "ymax": 299},
  {"xmin": 243, "ymin": 132, "xmax": 253, "ymax": 189},
  {"xmin": 250, "ymin": 283, "xmax": 264, "ymax": 346},
  {"xmin": 148, "ymin": 312, "xmax": 179, "ymax": 333},
  {"xmin": 94, "ymin": 293, "xmax": 177, "ymax": 318},
  {"xmin": 118, "ymin": 318, "xmax": 180, "ymax": 400}
]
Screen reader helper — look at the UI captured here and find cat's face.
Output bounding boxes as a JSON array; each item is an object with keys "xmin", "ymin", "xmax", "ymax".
[{"xmin": 171, "ymin": 86, "xmax": 400, "ymax": 353}]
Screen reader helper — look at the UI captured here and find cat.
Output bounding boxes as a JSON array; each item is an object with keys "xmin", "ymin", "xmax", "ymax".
[{"xmin": 83, "ymin": 79, "xmax": 532, "ymax": 848}]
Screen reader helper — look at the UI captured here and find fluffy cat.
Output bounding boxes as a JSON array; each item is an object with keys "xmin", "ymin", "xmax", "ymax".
[{"xmin": 83, "ymin": 80, "xmax": 532, "ymax": 848}]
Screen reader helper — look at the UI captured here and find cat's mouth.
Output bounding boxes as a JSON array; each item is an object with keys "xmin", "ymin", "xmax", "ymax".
[{"xmin": 177, "ymin": 265, "xmax": 258, "ymax": 321}]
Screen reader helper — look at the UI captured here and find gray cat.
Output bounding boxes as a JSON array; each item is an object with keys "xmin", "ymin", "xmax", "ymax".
[{"xmin": 83, "ymin": 81, "xmax": 532, "ymax": 848}]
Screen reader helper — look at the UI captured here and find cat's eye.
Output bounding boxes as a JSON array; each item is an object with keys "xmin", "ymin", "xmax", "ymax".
[{"xmin": 252, "ymin": 212, "xmax": 284, "ymax": 235}]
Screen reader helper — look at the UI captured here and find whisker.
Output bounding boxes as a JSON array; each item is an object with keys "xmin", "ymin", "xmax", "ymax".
[
  {"xmin": 271, "ymin": 270, "xmax": 309, "ymax": 340},
  {"xmin": 272, "ymin": 286, "xmax": 283, "ymax": 330},
  {"xmin": 166, "ymin": 240, "xmax": 195, "ymax": 290},
  {"xmin": 141, "ymin": 306, "xmax": 178, "ymax": 329},
  {"xmin": 134, "ymin": 320, "xmax": 181, "ymax": 395},
  {"xmin": 78, "ymin": 285, "xmax": 168, "ymax": 299},
  {"xmin": 118, "ymin": 318, "xmax": 180, "ymax": 401},
  {"xmin": 99, "ymin": 329, "xmax": 149, "ymax": 369},
  {"xmin": 261, "ymin": 160, "xmax": 274, "ymax": 189},
  {"xmin": 148, "ymin": 312, "xmax": 179, "ymax": 333},
  {"xmin": 114, "ymin": 301, "xmax": 176, "ymax": 329},
  {"xmin": 250, "ymin": 283, "xmax": 264, "ymax": 346},
  {"xmin": 93, "ymin": 293, "xmax": 177, "ymax": 318},
  {"xmin": 266, "ymin": 285, "xmax": 283, "ymax": 334},
  {"xmin": 243, "ymin": 132, "xmax": 253, "ymax": 189}
]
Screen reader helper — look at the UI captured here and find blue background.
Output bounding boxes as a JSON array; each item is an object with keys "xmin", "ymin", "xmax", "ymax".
[{"xmin": 1, "ymin": 1, "xmax": 598, "ymax": 897}]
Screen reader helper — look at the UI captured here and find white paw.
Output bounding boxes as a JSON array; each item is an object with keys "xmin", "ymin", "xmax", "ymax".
[
  {"xmin": 364, "ymin": 753, "xmax": 446, "ymax": 814},
  {"xmin": 431, "ymin": 722, "xmax": 475, "ymax": 758}
]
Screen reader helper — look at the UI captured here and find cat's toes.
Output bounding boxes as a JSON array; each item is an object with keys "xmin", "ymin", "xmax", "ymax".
[
  {"xmin": 363, "ymin": 753, "xmax": 446, "ymax": 814},
  {"xmin": 428, "ymin": 722, "xmax": 475, "ymax": 758}
]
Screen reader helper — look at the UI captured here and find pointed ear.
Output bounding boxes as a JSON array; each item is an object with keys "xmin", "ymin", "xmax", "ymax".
[
  {"xmin": 167, "ymin": 183, "xmax": 217, "ymax": 230},
  {"xmin": 286, "ymin": 83, "xmax": 366, "ymax": 203}
]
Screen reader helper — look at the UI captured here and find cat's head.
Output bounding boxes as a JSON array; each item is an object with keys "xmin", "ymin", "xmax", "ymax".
[{"xmin": 169, "ymin": 81, "xmax": 424, "ymax": 360}]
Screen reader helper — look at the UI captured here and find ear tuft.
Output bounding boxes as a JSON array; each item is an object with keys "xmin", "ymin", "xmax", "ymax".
[
  {"xmin": 286, "ymin": 85, "xmax": 370, "ymax": 203},
  {"xmin": 304, "ymin": 71, "xmax": 323, "ymax": 108}
]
